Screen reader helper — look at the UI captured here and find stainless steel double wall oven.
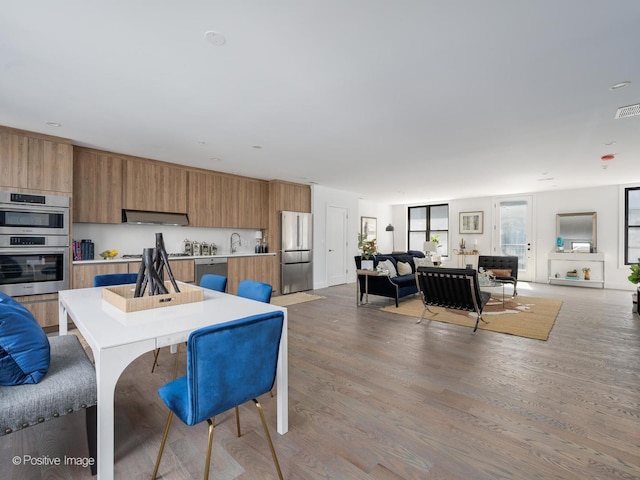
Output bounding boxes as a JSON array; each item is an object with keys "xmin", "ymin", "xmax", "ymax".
[{"xmin": 0, "ymin": 191, "xmax": 70, "ymax": 296}]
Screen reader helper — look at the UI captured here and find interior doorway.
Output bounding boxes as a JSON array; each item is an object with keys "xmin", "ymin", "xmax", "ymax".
[
  {"xmin": 493, "ymin": 195, "xmax": 534, "ymax": 282},
  {"xmin": 327, "ymin": 206, "xmax": 348, "ymax": 286}
]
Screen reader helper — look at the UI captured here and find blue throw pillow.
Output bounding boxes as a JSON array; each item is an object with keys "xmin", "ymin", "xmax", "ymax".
[{"xmin": 0, "ymin": 292, "xmax": 50, "ymax": 386}]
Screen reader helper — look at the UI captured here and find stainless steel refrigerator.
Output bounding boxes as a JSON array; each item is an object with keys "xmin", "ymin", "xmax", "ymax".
[{"xmin": 280, "ymin": 211, "xmax": 313, "ymax": 294}]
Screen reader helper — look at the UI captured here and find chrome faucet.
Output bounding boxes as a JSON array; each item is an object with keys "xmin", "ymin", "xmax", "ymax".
[{"xmin": 230, "ymin": 232, "xmax": 241, "ymax": 253}]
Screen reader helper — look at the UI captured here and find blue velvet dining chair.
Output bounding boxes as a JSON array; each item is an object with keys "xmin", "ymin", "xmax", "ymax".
[
  {"xmin": 151, "ymin": 311, "xmax": 285, "ymax": 480},
  {"xmin": 199, "ymin": 273, "xmax": 228, "ymax": 292},
  {"xmin": 93, "ymin": 273, "xmax": 138, "ymax": 287},
  {"xmin": 237, "ymin": 279, "xmax": 272, "ymax": 303}
]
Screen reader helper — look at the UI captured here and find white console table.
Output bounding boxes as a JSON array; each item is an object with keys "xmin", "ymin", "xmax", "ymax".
[{"xmin": 547, "ymin": 252, "xmax": 604, "ymax": 288}]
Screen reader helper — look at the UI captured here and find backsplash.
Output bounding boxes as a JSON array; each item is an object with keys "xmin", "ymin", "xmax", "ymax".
[{"xmin": 72, "ymin": 223, "xmax": 262, "ymax": 259}]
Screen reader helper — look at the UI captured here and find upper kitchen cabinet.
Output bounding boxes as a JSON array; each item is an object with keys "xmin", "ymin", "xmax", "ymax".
[
  {"xmin": 269, "ymin": 180, "xmax": 311, "ymax": 213},
  {"xmin": 0, "ymin": 127, "xmax": 72, "ymax": 195},
  {"xmin": 188, "ymin": 170, "xmax": 223, "ymax": 227},
  {"xmin": 0, "ymin": 130, "xmax": 28, "ymax": 188},
  {"xmin": 73, "ymin": 147, "xmax": 123, "ymax": 223},
  {"xmin": 188, "ymin": 170, "xmax": 268, "ymax": 228},
  {"xmin": 237, "ymin": 177, "xmax": 268, "ymax": 229},
  {"xmin": 123, "ymin": 158, "xmax": 188, "ymax": 213}
]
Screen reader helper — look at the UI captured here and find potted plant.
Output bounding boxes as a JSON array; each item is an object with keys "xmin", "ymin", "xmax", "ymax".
[{"xmin": 358, "ymin": 233, "xmax": 377, "ymax": 270}]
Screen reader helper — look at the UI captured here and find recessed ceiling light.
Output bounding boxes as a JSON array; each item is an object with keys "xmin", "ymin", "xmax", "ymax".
[
  {"xmin": 604, "ymin": 141, "xmax": 616, "ymax": 146},
  {"xmin": 251, "ymin": 145, "xmax": 263, "ymax": 149},
  {"xmin": 210, "ymin": 157, "xmax": 222, "ymax": 162},
  {"xmin": 45, "ymin": 121, "xmax": 61, "ymax": 127},
  {"xmin": 204, "ymin": 31, "xmax": 226, "ymax": 46},
  {"xmin": 609, "ymin": 81, "xmax": 630, "ymax": 90}
]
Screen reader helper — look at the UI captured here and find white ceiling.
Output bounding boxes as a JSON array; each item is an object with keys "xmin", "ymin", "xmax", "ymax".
[{"xmin": 2, "ymin": 1, "xmax": 640, "ymax": 205}]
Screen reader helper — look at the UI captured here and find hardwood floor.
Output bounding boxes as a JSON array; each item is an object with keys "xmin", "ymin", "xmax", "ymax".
[{"xmin": 2, "ymin": 282, "xmax": 639, "ymax": 479}]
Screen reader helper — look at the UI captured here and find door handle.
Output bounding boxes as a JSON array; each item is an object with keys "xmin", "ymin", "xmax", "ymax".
[{"xmin": 329, "ymin": 249, "xmax": 334, "ymax": 252}]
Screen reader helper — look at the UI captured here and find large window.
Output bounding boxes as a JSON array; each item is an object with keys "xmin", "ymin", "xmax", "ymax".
[
  {"xmin": 408, "ymin": 204, "xmax": 449, "ymax": 256},
  {"xmin": 625, "ymin": 187, "xmax": 640, "ymax": 264}
]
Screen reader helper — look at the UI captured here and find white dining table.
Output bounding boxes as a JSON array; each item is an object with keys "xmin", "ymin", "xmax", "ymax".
[{"xmin": 58, "ymin": 284, "xmax": 288, "ymax": 480}]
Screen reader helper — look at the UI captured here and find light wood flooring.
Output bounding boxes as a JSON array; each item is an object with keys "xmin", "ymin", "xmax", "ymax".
[{"xmin": 2, "ymin": 281, "xmax": 639, "ymax": 479}]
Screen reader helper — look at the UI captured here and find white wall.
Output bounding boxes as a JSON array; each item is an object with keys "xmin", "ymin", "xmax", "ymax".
[{"xmin": 388, "ymin": 185, "xmax": 634, "ymax": 291}]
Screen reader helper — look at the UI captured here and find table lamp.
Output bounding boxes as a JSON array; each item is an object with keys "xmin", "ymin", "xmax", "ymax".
[{"xmin": 423, "ymin": 241, "xmax": 439, "ymax": 264}]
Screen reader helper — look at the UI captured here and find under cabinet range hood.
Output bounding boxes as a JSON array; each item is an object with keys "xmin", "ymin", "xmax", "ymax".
[{"xmin": 122, "ymin": 210, "xmax": 189, "ymax": 226}]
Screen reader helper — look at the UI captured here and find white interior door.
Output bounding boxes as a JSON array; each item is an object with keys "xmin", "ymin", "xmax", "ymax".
[
  {"xmin": 327, "ymin": 206, "xmax": 348, "ymax": 286},
  {"xmin": 493, "ymin": 195, "xmax": 534, "ymax": 282}
]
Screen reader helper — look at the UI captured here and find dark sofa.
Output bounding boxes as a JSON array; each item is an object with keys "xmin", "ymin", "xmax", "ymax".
[{"xmin": 355, "ymin": 251, "xmax": 425, "ymax": 307}]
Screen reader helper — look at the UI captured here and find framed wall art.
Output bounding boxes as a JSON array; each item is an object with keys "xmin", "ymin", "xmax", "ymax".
[
  {"xmin": 459, "ymin": 211, "xmax": 483, "ymax": 234},
  {"xmin": 361, "ymin": 216, "xmax": 377, "ymax": 241}
]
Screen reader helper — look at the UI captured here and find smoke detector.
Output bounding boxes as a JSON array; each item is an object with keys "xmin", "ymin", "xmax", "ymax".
[{"xmin": 615, "ymin": 103, "xmax": 640, "ymax": 119}]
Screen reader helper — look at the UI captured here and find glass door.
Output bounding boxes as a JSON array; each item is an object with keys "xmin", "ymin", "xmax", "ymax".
[{"xmin": 493, "ymin": 195, "xmax": 534, "ymax": 282}]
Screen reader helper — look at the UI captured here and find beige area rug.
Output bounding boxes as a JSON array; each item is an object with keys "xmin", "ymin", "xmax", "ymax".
[
  {"xmin": 271, "ymin": 292, "xmax": 325, "ymax": 307},
  {"xmin": 382, "ymin": 296, "xmax": 562, "ymax": 340}
]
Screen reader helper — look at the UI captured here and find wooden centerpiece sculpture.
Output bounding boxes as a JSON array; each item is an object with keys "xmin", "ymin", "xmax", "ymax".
[{"xmin": 134, "ymin": 233, "xmax": 180, "ymax": 297}]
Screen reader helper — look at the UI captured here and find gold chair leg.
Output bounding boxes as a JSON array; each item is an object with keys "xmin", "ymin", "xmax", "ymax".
[
  {"xmin": 172, "ymin": 344, "xmax": 180, "ymax": 380},
  {"xmin": 204, "ymin": 418, "xmax": 215, "ymax": 480},
  {"xmin": 152, "ymin": 411, "xmax": 174, "ymax": 480},
  {"xmin": 235, "ymin": 406, "xmax": 241, "ymax": 437},
  {"xmin": 151, "ymin": 348, "xmax": 161, "ymax": 373},
  {"xmin": 253, "ymin": 399, "xmax": 284, "ymax": 480}
]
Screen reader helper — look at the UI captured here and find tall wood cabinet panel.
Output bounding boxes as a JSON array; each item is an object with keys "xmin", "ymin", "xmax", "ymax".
[
  {"xmin": 28, "ymin": 138, "xmax": 73, "ymax": 193},
  {"xmin": 187, "ymin": 170, "xmax": 223, "ymax": 227},
  {"xmin": 0, "ymin": 130, "xmax": 29, "ymax": 189},
  {"xmin": 0, "ymin": 127, "xmax": 72, "ymax": 194},
  {"xmin": 237, "ymin": 178, "xmax": 268, "ymax": 229},
  {"xmin": 220, "ymin": 175, "xmax": 239, "ymax": 227},
  {"xmin": 73, "ymin": 147, "xmax": 123, "ymax": 223},
  {"xmin": 123, "ymin": 159, "xmax": 187, "ymax": 213},
  {"xmin": 227, "ymin": 255, "xmax": 276, "ymax": 295}
]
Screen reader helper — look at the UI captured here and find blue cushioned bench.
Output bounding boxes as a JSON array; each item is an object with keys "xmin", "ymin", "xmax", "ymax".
[{"xmin": 0, "ymin": 334, "xmax": 98, "ymax": 475}]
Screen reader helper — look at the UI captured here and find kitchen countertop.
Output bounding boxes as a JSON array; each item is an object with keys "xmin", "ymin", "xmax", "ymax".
[{"xmin": 73, "ymin": 252, "xmax": 276, "ymax": 265}]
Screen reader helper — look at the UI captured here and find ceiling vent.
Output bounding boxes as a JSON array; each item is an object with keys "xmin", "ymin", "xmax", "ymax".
[{"xmin": 614, "ymin": 103, "xmax": 640, "ymax": 119}]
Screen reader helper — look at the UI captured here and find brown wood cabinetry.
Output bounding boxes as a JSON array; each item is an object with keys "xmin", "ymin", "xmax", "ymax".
[
  {"xmin": 123, "ymin": 159, "xmax": 188, "ymax": 213},
  {"xmin": 15, "ymin": 293, "xmax": 59, "ymax": 328},
  {"xmin": 237, "ymin": 177, "xmax": 268, "ymax": 229},
  {"xmin": 72, "ymin": 262, "xmax": 130, "ymax": 289},
  {"xmin": 227, "ymin": 255, "xmax": 277, "ymax": 295},
  {"xmin": 72, "ymin": 259, "xmax": 195, "ymax": 289},
  {"xmin": 0, "ymin": 130, "xmax": 28, "ymax": 189},
  {"xmin": 188, "ymin": 170, "xmax": 268, "ymax": 228},
  {"xmin": 28, "ymin": 138, "xmax": 73, "ymax": 193},
  {"xmin": 73, "ymin": 147, "xmax": 123, "ymax": 223},
  {"xmin": 187, "ymin": 170, "xmax": 223, "ymax": 227},
  {"xmin": 0, "ymin": 127, "xmax": 72, "ymax": 194}
]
